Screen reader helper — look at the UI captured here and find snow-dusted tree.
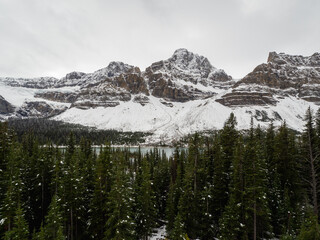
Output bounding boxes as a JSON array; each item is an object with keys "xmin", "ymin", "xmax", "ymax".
[
  {"xmin": 104, "ymin": 154, "xmax": 135, "ymax": 240},
  {"xmin": 4, "ymin": 204, "xmax": 29, "ymax": 240}
]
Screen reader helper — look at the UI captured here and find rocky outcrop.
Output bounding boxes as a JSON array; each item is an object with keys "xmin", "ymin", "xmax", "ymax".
[
  {"xmin": 35, "ymin": 91, "xmax": 78, "ymax": 103},
  {"xmin": 71, "ymin": 101, "xmax": 119, "ymax": 109},
  {"xmin": 238, "ymin": 52, "xmax": 320, "ymax": 90},
  {"xmin": 0, "ymin": 77, "xmax": 58, "ymax": 89},
  {"xmin": 17, "ymin": 102, "xmax": 67, "ymax": 118},
  {"xmin": 217, "ymin": 51, "xmax": 320, "ymax": 106},
  {"xmin": 145, "ymin": 48, "xmax": 231, "ymax": 102},
  {"xmin": 0, "ymin": 96, "xmax": 14, "ymax": 114},
  {"xmin": 216, "ymin": 91, "xmax": 277, "ymax": 107},
  {"xmin": 112, "ymin": 67, "xmax": 149, "ymax": 95},
  {"xmin": 133, "ymin": 95, "xmax": 149, "ymax": 106},
  {"xmin": 55, "ymin": 71, "xmax": 86, "ymax": 87}
]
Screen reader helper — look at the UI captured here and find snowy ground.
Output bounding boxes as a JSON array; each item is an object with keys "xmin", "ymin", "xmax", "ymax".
[
  {"xmin": 0, "ymin": 82, "xmax": 72, "ymax": 108},
  {"xmin": 0, "ymin": 82, "xmax": 318, "ymax": 144},
  {"xmin": 150, "ymin": 226, "xmax": 167, "ymax": 240},
  {"xmin": 54, "ymin": 94, "xmax": 318, "ymax": 144}
]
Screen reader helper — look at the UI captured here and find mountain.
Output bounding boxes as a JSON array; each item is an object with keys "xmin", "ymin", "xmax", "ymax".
[
  {"xmin": 0, "ymin": 49, "xmax": 319, "ymax": 144},
  {"xmin": 145, "ymin": 48, "xmax": 232, "ymax": 102},
  {"xmin": 217, "ymin": 51, "xmax": 320, "ymax": 106}
]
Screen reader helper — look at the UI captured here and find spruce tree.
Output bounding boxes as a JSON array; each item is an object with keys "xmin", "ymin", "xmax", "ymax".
[
  {"xmin": 301, "ymin": 107, "xmax": 319, "ymax": 217},
  {"xmin": 212, "ymin": 113, "xmax": 238, "ymax": 228},
  {"xmin": 43, "ymin": 194, "xmax": 64, "ymax": 240},
  {"xmin": 297, "ymin": 211, "xmax": 320, "ymax": 240},
  {"xmin": 4, "ymin": 205, "xmax": 29, "ymax": 240},
  {"xmin": 134, "ymin": 156, "xmax": 157, "ymax": 239},
  {"xmin": 174, "ymin": 134, "xmax": 203, "ymax": 239},
  {"xmin": 240, "ymin": 121, "xmax": 272, "ymax": 239},
  {"xmin": 166, "ymin": 148, "xmax": 185, "ymax": 234},
  {"xmin": 89, "ymin": 144, "xmax": 113, "ymax": 239},
  {"xmin": 220, "ymin": 138, "xmax": 245, "ymax": 239},
  {"xmin": 104, "ymin": 154, "xmax": 135, "ymax": 240}
]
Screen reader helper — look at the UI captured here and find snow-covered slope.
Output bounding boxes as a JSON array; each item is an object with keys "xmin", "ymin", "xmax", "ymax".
[
  {"xmin": 0, "ymin": 50, "xmax": 319, "ymax": 143},
  {"xmin": 53, "ymin": 94, "xmax": 317, "ymax": 144}
]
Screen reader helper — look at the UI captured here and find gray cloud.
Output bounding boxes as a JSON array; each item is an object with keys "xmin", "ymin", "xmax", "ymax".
[{"xmin": 0, "ymin": 0, "xmax": 319, "ymax": 79}]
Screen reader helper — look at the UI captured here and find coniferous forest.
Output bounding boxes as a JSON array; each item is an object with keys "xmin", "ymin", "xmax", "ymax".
[{"xmin": 1, "ymin": 108, "xmax": 320, "ymax": 239}]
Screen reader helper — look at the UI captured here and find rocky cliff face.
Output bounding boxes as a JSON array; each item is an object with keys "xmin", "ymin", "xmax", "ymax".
[
  {"xmin": 0, "ymin": 77, "xmax": 58, "ymax": 89},
  {"xmin": 0, "ymin": 96, "xmax": 14, "ymax": 114},
  {"xmin": 216, "ymin": 51, "xmax": 320, "ymax": 106},
  {"xmin": 1, "ymin": 49, "xmax": 320, "ymax": 143},
  {"xmin": 30, "ymin": 49, "xmax": 231, "ymax": 108},
  {"xmin": 145, "ymin": 48, "xmax": 232, "ymax": 102}
]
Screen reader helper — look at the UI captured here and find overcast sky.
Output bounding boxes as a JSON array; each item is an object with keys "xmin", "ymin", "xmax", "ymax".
[{"xmin": 0, "ymin": 0, "xmax": 319, "ymax": 79}]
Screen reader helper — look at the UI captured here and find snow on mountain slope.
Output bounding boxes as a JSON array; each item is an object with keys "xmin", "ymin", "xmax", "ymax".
[
  {"xmin": 0, "ymin": 82, "xmax": 72, "ymax": 108},
  {"xmin": 144, "ymin": 48, "xmax": 233, "ymax": 102},
  {"xmin": 0, "ymin": 49, "xmax": 319, "ymax": 144},
  {"xmin": 53, "ymin": 94, "xmax": 317, "ymax": 144}
]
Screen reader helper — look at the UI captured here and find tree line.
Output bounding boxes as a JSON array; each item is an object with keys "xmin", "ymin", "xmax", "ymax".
[
  {"xmin": 1, "ymin": 107, "xmax": 320, "ymax": 239},
  {"xmin": 7, "ymin": 118, "xmax": 149, "ymax": 145}
]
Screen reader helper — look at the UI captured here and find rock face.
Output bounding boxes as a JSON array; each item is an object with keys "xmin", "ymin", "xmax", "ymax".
[
  {"xmin": 216, "ymin": 91, "xmax": 277, "ymax": 107},
  {"xmin": 2, "ymin": 49, "xmax": 320, "ymax": 143},
  {"xmin": 0, "ymin": 77, "xmax": 58, "ymax": 89},
  {"xmin": 71, "ymin": 66, "xmax": 148, "ymax": 109},
  {"xmin": 217, "ymin": 51, "xmax": 320, "ymax": 106},
  {"xmin": 0, "ymin": 96, "xmax": 14, "ymax": 114},
  {"xmin": 17, "ymin": 102, "xmax": 67, "ymax": 118},
  {"xmin": 25, "ymin": 50, "xmax": 231, "ymax": 108},
  {"xmin": 35, "ymin": 91, "xmax": 78, "ymax": 103},
  {"xmin": 145, "ymin": 48, "xmax": 232, "ymax": 102}
]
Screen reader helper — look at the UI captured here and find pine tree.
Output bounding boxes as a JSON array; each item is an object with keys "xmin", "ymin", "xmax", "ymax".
[
  {"xmin": 35, "ymin": 224, "xmax": 46, "ymax": 240},
  {"xmin": 297, "ymin": 211, "xmax": 320, "ymax": 240},
  {"xmin": 220, "ymin": 138, "xmax": 245, "ymax": 239},
  {"xmin": 89, "ymin": 144, "xmax": 113, "ymax": 239},
  {"xmin": 0, "ymin": 122, "xmax": 15, "ymax": 226},
  {"xmin": 134, "ymin": 156, "xmax": 157, "ymax": 239},
  {"xmin": 20, "ymin": 136, "xmax": 53, "ymax": 233},
  {"xmin": 171, "ymin": 213, "xmax": 186, "ymax": 240},
  {"xmin": 152, "ymin": 149, "xmax": 170, "ymax": 222},
  {"xmin": 301, "ymin": 107, "xmax": 319, "ymax": 217},
  {"xmin": 174, "ymin": 134, "xmax": 203, "ymax": 239},
  {"xmin": 4, "ymin": 205, "xmax": 29, "ymax": 240},
  {"xmin": 212, "ymin": 113, "xmax": 238, "ymax": 228},
  {"xmin": 166, "ymin": 148, "xmax": 185, "ymax": 234},
  {"xmin": 43, "ymin": 194, "xmax": 64, "ymax": 240},
  {"xmin": 2, "ymin": 141, "xmax": 24, "ymax": 235},
  {"xmin": 104, "ymin": 154, "xmax": 135, "ymax": 240},
  {"xmin": 235, "ymin": 121, "xmax": 272, "ymax": 240}
]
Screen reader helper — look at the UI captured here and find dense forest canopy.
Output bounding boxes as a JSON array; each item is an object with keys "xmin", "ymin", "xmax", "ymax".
[
  {"xmin": 7, "ymin": 118, "xmax": 150, "ymax": 145},
  {"xmin": 1, "ymin": 108, "xmax": 320, "ymax": 239}
]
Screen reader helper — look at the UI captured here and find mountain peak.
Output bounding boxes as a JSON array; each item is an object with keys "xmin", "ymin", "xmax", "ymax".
[
  {"xmin": 169, "ymin": 48, "xmax": 213, "ymax": 71},
  {"xmin": 267, "ymin": 51, "xmax": 320, "ymax": 67}
]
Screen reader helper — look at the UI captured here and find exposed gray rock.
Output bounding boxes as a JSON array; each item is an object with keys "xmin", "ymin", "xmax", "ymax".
[
  {"xmin": 216, "ymin": 91, "xmax": 277, "ymax": 107},
  {"xmin": 0, "ymin": 95, "xmax": 14, "ymax": 114},
  {"xmin": 35, "ymin": 91, "xmax": 78, "ymax": 103},
  {"xmin": 217, "ymin": 51, "xmax": 320, "ymax": 106},
  {"xmin": 17, "ymin": 101, "xmax": 67, "ymax": 118},
  {"xmin": 71, "ymin": 101, "xmax": 120, "ymax": 109},
  {"xmin": 145, "ymin": 48, "xmax": 232, "ymax": 102},
  {"xmin": 133, "ymin": 95, "xmax": 149, "ymax": 106}
]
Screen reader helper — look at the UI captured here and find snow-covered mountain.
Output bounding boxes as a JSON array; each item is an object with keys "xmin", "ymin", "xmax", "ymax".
[{"xmin": 0, "ymin": 49, "xmax": 319, "ymax": 144}]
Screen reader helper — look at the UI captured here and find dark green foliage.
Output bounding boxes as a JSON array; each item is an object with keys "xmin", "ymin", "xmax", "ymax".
[
  {"xmin": 104, "ymin": 154, "xmax": 135, "ymax": 240},
  {"xmin": 297, "ymin": 213, "xmax": 320, "ymax": 240},
  {"xmin": 7, "ymin": 118, "xmax": 149, "ymax": 145},
  {"xmin": 134, "ymin": 155, "xmax": 157, "ymax": 239},
  {"xmin": 2, "ymin": 109, "xmax": 320, "ymax": 239},
  {"xmin": 89, "ymin": 144, "xmax": 113, "ymax": 239},
  {"xmin": 212, "ymin": 113, "xmax": 238, "ymax": 228},
  {"xmin": 3, "ymin": 205, "xmax": 29, "ymax": 240},
  {"xmin": 42, "ymin": 195, "xmax": 64, "ymax": 240}
]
